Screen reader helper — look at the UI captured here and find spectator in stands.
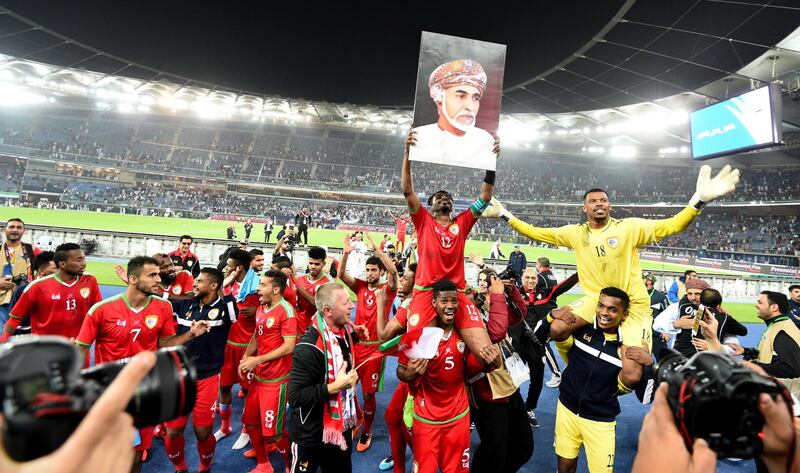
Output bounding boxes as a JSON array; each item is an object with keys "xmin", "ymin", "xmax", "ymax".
[
  {"xmin": 226, "ymin": 224, "xmax": 236, "ymax": 240},
  {"xmin": 168, "ymin": 234, "xmax": 201, "ymax": 278},
  {"xmin": 667, "ymin": 269, "xmax": 697, "ymax": 303},
  {"xmin": 788, "ymin": 284, "xmax": 800, "ymax": 327},
  {"xmin": 507, "ymin": 245, "xmax": 527, "ymax": 286},
  {"xmin": 0, "ymin": 218, "xmax": 37, "ymax": 325}
]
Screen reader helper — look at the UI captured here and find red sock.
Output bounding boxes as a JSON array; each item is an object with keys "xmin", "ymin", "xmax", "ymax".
[
  {"xmin": 355, "ymin": 397, "xmax": 363, "ymax": 423},
  {"xmin": 219, "ymin": 404, "xmax": 232, "ymax": 432},
  {"xmin": 363, "ymin": 396, "xmax": 376, "ymax": 435},
  {"xmin": 245, "ymin": 426, "xmax": 269, "ymax": 464},
  {"xmin": 197, "ymin": 435, "xmax": 217, "ymax": 471},
  {"xmin": 164, "ymin": 434, "xmax": 187, "ymax": 471}
]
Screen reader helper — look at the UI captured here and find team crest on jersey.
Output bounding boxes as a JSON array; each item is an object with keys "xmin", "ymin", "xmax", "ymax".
[
  {"xmin": 457, "ymin": 341, "xmax": 465, "ymax": 353},
  {"xmin": 184, "ymin": 311, "xmax": 193, "ymax": 319},
  {"xmin": 266, "ymin": 317, "xmax": 275, "ymax": 328},
  {"xmin": 144, "ymin": 315, "xmax": 159, "ymax": 329},
  {"xmin": 583, "ymin": 333, "xmax": 592, "ymax": 343},
  {"xmin": 80, "ymin": 288, "xmax": 91, "ymax": 299},
  {"xmin": 409, "ymin": 313, "xmax": 420, "ymax": 327},
  {"xmin": 449, "ymin": 224, "xmax": 460, "ymax": 236},
  {"xmin": 187, "ymin": 261, "xmax": 193, "ymax": 267},
  {"xmin": 607, "ymin": 237, "xmax": 619, "ymax": 249},
  {"xmin": 208, "ymin": 308, "xmax": 220, "ymax": 320},
  {"xmin": 172, "ymin": 286, "xmax": 182, "ymax": 295}
]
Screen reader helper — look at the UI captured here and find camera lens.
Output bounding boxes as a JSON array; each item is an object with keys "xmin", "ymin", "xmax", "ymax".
[{"xmin": 83, "ymin": 346, "xmax": 197, "ymax": 427}]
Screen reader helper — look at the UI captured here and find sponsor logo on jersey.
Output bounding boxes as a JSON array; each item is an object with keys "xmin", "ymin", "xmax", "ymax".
[
  {"xmin": 184, "ymin": 311, "xmax": 193, "ymax": 319},
  {"xmin": 583, "ymin": 333, "xmax": 592, "ymax": 343},
  {"xmin": 116, "ymin": 320, "xmax": 127, "ymax": 327},
  {"xmin": 51, "ymin": 293, "xmax": 61, "ymax": 300},
  {"xmin": 208, "ymin": 308, "xmax": 220, "ymax": 320},
  {"xmin": 144, "ymin": 315, "xmax": 159, "ymax": 329},
  {"xmin": 607, "ymin": 237, "xmax": 619, "ymax": 249},
  {"xmin": 409, "ymin": 313, "xmax": 420, "ymax": 327},
  {"xmin": 449, "ymin": 224, "xmax": 460, "ymax": 236},
  {"xmin": 266, "ymin": 317, "xmax": 275, "ymax": 328},
  {"xmin": 172, "ymin": 286, "xmax": 182, "ymax": 295},
  {"xmin": 80, "ymin": 288, "xmax": 91, "ymax": 299},
  {"xmin": 457, "ymin": 341, "xmax": 465, "ymax": 353}
]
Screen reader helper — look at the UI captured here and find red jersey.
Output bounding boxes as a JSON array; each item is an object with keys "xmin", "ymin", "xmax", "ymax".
[
  {"xmin": 410, "ymin": 208, "xmax": 477, "ymax": 289},
  {"xmin": 284, "ymin": 278, "xmax": 298, "ymax": 311},
  {"xmin": 76, "ymin": 294, "xmax": 175, "ymax": 364},
  {"xmin": 392, "ymin": 298, "xmax": 412, "ymax": 332},
  {"xmin": 295, "ymin": 273, "xmax": 335, "ymax": 334},
  {"xmin": 400, "ymin": 330, "xmax": 469, "ymax": 425},
  {"xmin": 10, "ymin": 273, "xmax": 102, "ymax": 339},
  {"xmin": 225, "ymin": 281, "xmax": 261, "ymax": 346},
  {"xmin": 353, "ymin": 280, "xmax": 396, "ymax": 343},
  {"xmin": 159, "ymin": 270, "xmax": 194, "ymax": 298},
  {"xmin": 254, "ymin": 298, "xmax": 298, "ymax": 382},
  {"xmin": 395, "ymin": 217, "xmax": 409, "ymax": 241}
]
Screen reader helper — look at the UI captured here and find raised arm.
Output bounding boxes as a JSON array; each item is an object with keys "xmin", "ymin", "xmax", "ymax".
[
  {"xmin": 478, "ymin": 137, "xmax": 501, "ymax": 203},
  {"xmin": 400, "ymin": 131, "xmax": 421, "ymax": 215},
  {"xmin": 482, "ymin": 197, "xmax": 565, "ymax": 247},
  {"xmin": 365, "ymin": 233, "xmax": 398, "ymax": 292},
  {"xmin": 337, "ymin": 234, "xmax": 358, "ymax": 292}
]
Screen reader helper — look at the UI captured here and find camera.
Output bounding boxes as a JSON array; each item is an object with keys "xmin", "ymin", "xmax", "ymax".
[
  {"xmin": 497, "ymin": 267, "xmax": 516, "ymax": 282},
  {"xmin": 0, "ymin": 336, "xmax": 197, "ymax": 462},
  {"xmin": 654, "ymin": 349, "xmax": 787, "ymax": 458}
]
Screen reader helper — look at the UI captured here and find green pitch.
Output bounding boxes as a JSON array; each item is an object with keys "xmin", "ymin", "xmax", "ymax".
[{"xmin": 6, "ymin": 206, "xmax": 743, "ymax": 276}]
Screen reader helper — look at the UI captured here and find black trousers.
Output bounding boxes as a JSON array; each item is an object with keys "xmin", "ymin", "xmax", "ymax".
[
  {"xmin": 290, "ymin": 431, "xmax": 352, "ymax": 473},
  {"xmin": 471, "ymin": 391, "xmax": 534, "ymax": 473},
  {"xmin": 298, "ymin": 224, "xmax": 309, "ymax": 245},
  {"xmin": 264, "ymin": 231, "xmax": 271, "ymax": 242}
]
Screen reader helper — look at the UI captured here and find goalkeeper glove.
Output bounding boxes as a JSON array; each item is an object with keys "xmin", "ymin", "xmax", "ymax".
[{"xmin": 688, "ymin": 164, "xmax": 740, "ymax": 210}]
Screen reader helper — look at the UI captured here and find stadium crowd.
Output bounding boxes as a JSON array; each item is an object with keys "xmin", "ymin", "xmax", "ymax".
[{"xmin": 1, "ymin": 122, "xmax": 799, "ymax": 473}]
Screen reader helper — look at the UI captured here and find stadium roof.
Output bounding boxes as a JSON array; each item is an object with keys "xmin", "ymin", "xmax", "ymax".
[{"xmin": 0, "ymin": 1, "xmax": 798, "ymax": 159}]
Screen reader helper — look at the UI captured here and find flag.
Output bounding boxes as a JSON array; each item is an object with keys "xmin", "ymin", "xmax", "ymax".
[
  {"xmin": 378, "ymin": 327, "xmax": 443, "ymax": 359},
  {"xmin": 237, "ymin": 268, "xmax": 259, "ymax": 303}
]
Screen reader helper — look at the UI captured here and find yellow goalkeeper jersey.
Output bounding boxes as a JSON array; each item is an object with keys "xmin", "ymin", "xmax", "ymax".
[{"xmin": 508, "ymin": 206, "xmax": 699, "ymax": 312}]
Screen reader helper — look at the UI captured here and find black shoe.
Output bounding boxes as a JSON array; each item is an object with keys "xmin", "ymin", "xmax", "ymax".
[{"xmin": 527, "ymin": 409, "xmax": 540, "ymax": 428}]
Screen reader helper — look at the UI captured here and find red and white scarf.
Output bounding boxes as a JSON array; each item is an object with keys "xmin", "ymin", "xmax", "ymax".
[{"xmin": 314, "ymin": 312, "xmax": 356, "ymax": 450}]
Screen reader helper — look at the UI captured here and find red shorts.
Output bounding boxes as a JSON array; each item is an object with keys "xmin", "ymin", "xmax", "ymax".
[
  {"xmin": 242, "ymin": 379, "xmax": 289, "ymax": 437},
  {"xmin": 165, "ymin": 374, "xmax": 220, "ymax": 429},
  {"xmin": 136, "ymin": 427, "xmax": 153, "ymax": 452},
  {"xmin": 406, "ymin": 289, "xmax": 483, "ymax": 332},
  {"xmin": 353, "ymin": 342, "xmax": 386, "ymax": 394},
  {"xmin": 220, "ymin": 343, "xmax": 247, "ymax": 387},
  {"xmin": 412, "ymin": 414, "xmax": 471, "ymax": 473}
]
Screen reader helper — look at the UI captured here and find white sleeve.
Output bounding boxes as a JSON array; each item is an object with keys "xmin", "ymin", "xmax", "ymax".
[{"xmin": 653, "ymin": 303, "xmax": 681, "ymax": 335}]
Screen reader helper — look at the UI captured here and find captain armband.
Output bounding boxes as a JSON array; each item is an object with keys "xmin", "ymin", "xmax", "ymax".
[{"xmin": 470, "ymin": 197, "xmax": 489, "ymax": 216}]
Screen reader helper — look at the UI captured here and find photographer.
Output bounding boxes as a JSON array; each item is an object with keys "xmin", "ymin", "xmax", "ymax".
[
  {"xmin": 0, "ymin": 351, "xmax": 158, "ymax": 473},
  {"xmin": 0, "ymin": 219, "xmax": 38, "ymax": 325},
  {"xmin": 703, "ymin": 291, "xmax": 800, "ymax": 381},
  {"xmin": 469, "ymin": 268, "xmax": 533, "ymax": 473},
  {"xmin": 673, "ymin": 285, "xmax": 747, "ymax": 357},
  {"xmin": 633, "ymin": 378, "xmax": 798, "ymax": 473}
]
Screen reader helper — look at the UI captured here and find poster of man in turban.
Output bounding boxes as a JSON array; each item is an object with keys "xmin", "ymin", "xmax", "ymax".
[{"xmin": 409, "ymin": 31, "xmax": 506, "ymax": 171}]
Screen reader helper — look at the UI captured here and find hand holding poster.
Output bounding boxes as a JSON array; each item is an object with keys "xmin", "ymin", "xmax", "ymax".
[{"xmin": 409, "ymin": 31, "xmax": 507, "ymax": 171}]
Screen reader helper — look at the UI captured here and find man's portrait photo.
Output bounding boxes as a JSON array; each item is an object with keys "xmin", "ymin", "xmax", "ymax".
[{"xmin": 409, "ymin": 32, "xmax": 506, "ymax": 171}]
